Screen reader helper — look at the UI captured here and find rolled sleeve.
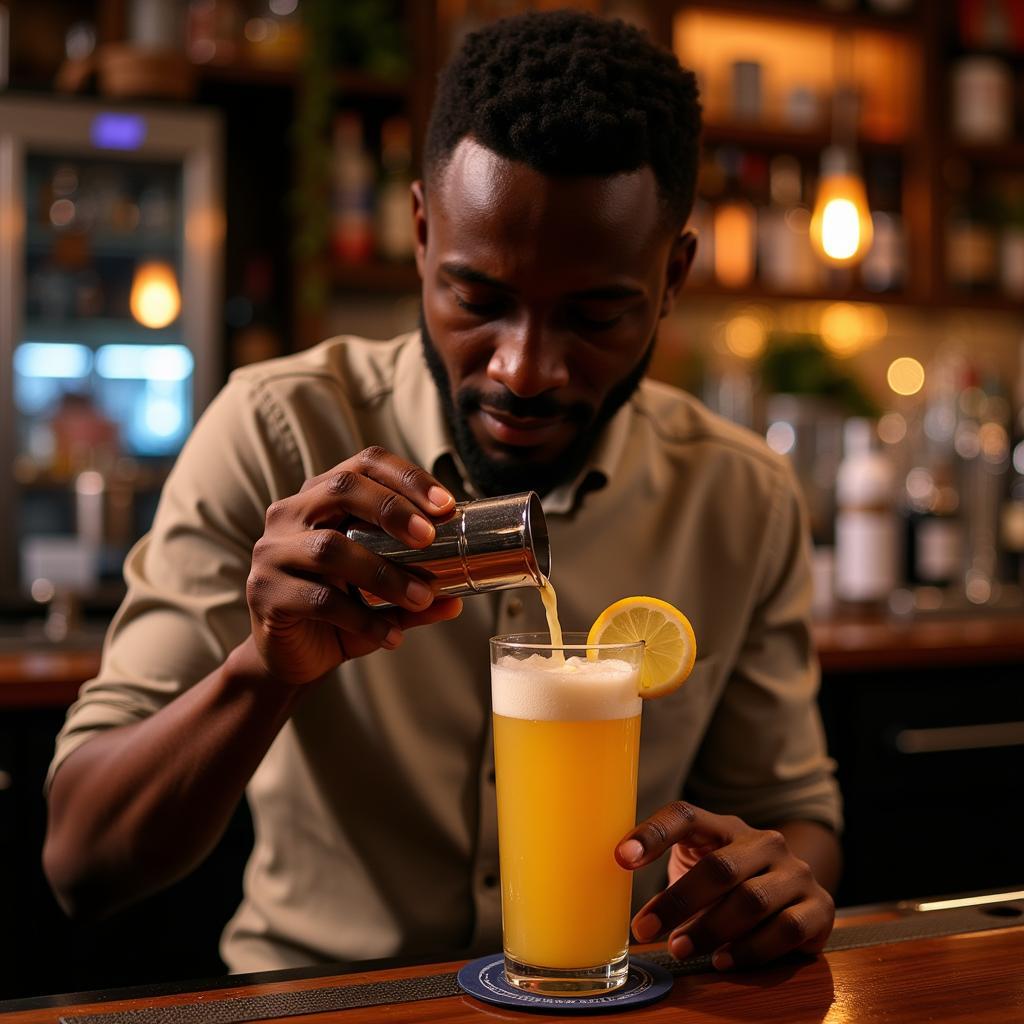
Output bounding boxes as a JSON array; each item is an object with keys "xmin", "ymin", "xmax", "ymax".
[
  {"xmin": 47, "ymin": 375, "xmax": 303, "ymax": 791},
  {"xmin": 685, "ymin": 463, "xmax": 843, "ymax": 833}
]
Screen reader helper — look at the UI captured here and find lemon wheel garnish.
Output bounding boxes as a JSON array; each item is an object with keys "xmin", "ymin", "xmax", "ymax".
[{"xmin": 587, "ymin": 596, "xmax": 697, "ymax": 699}]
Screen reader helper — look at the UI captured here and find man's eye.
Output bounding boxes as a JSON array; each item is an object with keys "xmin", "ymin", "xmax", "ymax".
[
  {"xmin": 453, "ymin": 294, "xmax": 503, "ymax": 317},
  {"xmin": 573, "ymin": 309, "xmax": 626, "ymax": 330}
]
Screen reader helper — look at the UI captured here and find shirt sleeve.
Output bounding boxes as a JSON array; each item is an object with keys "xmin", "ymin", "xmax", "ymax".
[
  {"xmin": 684, "ymin": 461, "xmax": 843, "ymax": 833},
  {"xmin": 46, "ymin": 374, "xmax": 303, "ymax": 792}
]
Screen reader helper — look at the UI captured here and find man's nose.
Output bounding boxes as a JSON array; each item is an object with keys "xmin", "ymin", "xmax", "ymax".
[{"xmin": 486, "ymin": 317, "xmax": 570, "ymax": 397}]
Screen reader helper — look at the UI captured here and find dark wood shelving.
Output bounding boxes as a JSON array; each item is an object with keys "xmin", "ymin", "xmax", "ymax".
[
  {"xmin": 198, "ymin": 62, "xmax": 408, "ymax": 98},
  {"xmin": 681, "ymin": 280, "xmax": 1024, "ymax": 311},
  {"xmin": 948, "ymin": 141, "xmax": 1024, "ymax": 170},
  {"xmin": 334, "ymin": 261, "xmax": 420, "ymax": 293},
  {"xmin": 682, "ymin": 279, "xmax": 922, "ymax": 306},
  {"xmin": 701, "ymin": 122, "xmax": 906, "ymax": 153},
  {"xmin": 677, "ymin": 0, "xmax": 919, "ymax": 33},
  {"xmin": 929, "ymin": 288, "xmax": 1024, "ymax": 312}
]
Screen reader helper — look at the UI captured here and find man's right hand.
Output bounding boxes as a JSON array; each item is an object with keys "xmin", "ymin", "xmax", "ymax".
[{"xmin": 245, "ymin": 446, "xmax": 464, "ymax": 686}]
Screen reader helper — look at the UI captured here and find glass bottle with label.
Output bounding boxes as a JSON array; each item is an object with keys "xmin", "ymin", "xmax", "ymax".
[{"xmin": 835, "ymin": 417, "xmax": 899, "ymax": 607}]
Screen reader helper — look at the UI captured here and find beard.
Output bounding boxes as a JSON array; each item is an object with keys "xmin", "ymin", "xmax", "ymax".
[{"xmin": 419, "ymin": 311, "xmax": 655, "ymax": 498}]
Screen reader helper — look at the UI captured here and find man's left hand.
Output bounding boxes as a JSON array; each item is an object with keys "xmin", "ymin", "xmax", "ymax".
[{"xmin": 616, "ymin": 801, "xmax": 835, "ymax": 970}]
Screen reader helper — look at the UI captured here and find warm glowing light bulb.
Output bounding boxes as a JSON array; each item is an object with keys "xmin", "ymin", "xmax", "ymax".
[
  {"xmin": 821, "ymin": 199, "xmax": 861, "ymax": 259},
  {"xmin": 130, "ymin": 261, "xmax": 181, "ymax": 329},
  {"xmin": 810, "ymin": 148, "xmax": 874, "ymax": 267}
]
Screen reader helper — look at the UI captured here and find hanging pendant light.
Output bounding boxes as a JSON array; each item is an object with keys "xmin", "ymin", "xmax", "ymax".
[
  {"xmin": 810, "ymin": 144, "xmax": 874, "ymax": 265},
  {"xmin": 810, "ymin": 58, "xmax": 874, "ymax": 268}
]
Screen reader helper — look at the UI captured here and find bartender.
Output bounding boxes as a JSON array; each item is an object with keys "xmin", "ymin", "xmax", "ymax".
[{"xmin": 43, "ymin": 10, "xmax": 841, "ymax": 975}]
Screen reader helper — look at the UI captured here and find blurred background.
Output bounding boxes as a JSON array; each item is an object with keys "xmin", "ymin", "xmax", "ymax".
[{"xmin": 1, "ymin": 0, "xmax": 1022, "ymax": 1001}]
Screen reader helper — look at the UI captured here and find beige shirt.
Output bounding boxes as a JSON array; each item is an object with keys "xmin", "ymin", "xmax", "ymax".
[{"xmin": 49, "ymin": 331, "xmax": 840, "ymax": 973}]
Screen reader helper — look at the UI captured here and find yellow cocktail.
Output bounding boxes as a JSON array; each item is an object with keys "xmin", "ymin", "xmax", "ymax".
[{"xmin": 490, "ymin": 632, "xmax": 643, "ymax": 995}]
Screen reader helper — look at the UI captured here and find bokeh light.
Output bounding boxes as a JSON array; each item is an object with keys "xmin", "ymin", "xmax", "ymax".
[
  {"xmin": 724, "ymin": 314, "xmax": 767, "ymax": 358},
  {"xmin": 887, "ymin": 356, "xmax": 925, "ymax": 396}
]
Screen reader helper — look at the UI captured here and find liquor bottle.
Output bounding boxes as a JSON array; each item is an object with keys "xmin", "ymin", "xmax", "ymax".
[
  {"xmin": 960, "ymin": 363, "xmax": 1011, "ymax": 604},
  {"xmin": 947, "ymin": 190, "xmax": 998, "ymax": 292},
  {"xmin": 688, "ymin": 149, "xmax": 724, "ymax": 285},
  {"xmin": 712, "ymin": 148, "xmax": 756, "ymax": 289},
  {"xmin": 332, "ymin": 112, "xmax": 375, "ymax": 265},
  {"xmin": 902, "ymin": 377, "xmax": 965, "ymax": 590},
  {"xmin": 374, "ymin": 116, "xmax": 415, "ymax": 263},
  {"xmin": 758, "ymin": 154, "xmax": 819, "ymax": 293},
  {"xmin": 861, "ymin": 153, "xmax": 906, "ymax": 294},
  {"xmin": 999, "ymin": 179, "xmax": 1024, "ymax": 300},
  {"xmin": 835, "ymin": 418, "xmax": 899, "ymax": 606}
]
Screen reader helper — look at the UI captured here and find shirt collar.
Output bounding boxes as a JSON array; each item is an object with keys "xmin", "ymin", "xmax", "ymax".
[{"xmin": 392, "ymin": 330, "xmax": 634, "ymax": 515}]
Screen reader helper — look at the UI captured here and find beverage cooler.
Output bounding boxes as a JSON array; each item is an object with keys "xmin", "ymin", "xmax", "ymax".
[{"xmin": 0, "ymin": 96, "xmax": 222, "ymax": 613}]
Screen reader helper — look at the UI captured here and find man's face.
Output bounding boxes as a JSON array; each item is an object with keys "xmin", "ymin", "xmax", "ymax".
[{"xmin": 412, "ymin": 138, "xmax": 693, "ymax": 496}]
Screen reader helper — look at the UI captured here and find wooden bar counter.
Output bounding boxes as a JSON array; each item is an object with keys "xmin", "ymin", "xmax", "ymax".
[
  {"xmin": 3, "ymin": 612, "xmax": 1024, "ymax": 708},
  {"xmin": 2, "ymin": 907, "xmax": 1023, "ymax": 1023}
]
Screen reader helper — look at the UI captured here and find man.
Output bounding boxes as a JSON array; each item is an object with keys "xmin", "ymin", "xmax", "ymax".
[{"xmin": 44, "ymin": 11, "xmax": 841, "ymax": 976}]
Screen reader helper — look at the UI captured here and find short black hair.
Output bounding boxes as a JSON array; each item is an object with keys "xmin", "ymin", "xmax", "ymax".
[{"xmin": 425, "ymin": 9, "xmax": 702, "ymax": 226}]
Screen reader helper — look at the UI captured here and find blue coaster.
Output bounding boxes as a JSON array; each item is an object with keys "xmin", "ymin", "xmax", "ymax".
[{"xmin": 457, "ymin": 954, "xmax": 673, "ymax": 1014}]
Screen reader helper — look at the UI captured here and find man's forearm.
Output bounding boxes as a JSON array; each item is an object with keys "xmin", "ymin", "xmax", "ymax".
[
  {"xmin": 43, "ymin": 635, "xmax": 305, "ymax": 920},
  {"xmin": 777, "ymin": 820, "xmax": 842, "ymax": 895}
]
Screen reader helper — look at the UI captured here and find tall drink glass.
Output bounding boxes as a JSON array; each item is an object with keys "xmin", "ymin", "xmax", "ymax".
[{"xmin": 490, "ymin": 632, "xmax": 644, "ymax": 996}]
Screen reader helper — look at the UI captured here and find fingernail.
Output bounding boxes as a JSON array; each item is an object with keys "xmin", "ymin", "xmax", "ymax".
[
  {"xmin": 671, "ymin": 935, "xmax": 694, "ymax": 960},
  {"xmin": 619, "ymin": 839, "xmax": 645, "ymax": 864},
  {"xmin": 633, "ymin": 913, "xmax": 661, "ymax": 942},
  {"xmin": 408, "ymin": 515, "xmax": 434, "ymax": 542},
  {"xmin": 382, "ymin": 627, "xmax": 403, "ymax": 649},
  {"xmin": 406, "ymin": 580, "xmax": 433, "ymax": 605},
  {"xmin": 428, "ymin": 486, "xmax": 453, "ymax": 509},
  {"xmin": 712, "ymin": 950, "xmax": 734, "ymax": 971}
]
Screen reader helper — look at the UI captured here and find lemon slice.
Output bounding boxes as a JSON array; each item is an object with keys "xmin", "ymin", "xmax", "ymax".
[{"xmin": 587, "ymin": 596, "xmax": 696, "ymax": 699}]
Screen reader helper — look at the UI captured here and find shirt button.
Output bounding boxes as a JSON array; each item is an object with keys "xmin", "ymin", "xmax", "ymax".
[
  {"xmin": 483, "ymin": 873, "xmax": 498, "ymax": 889},
  {"xmin": 507, "ymin": 597, "xmax": 523, "ymax": 617},
  {"xmin": 486, "ymin": 769, "xmax": 496, "ymax": 785}
]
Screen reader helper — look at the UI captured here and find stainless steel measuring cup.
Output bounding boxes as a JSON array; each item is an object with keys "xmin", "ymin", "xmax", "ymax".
[{"xmin": 345, "ymin": 491, "xmax": 550, "ymax": 608}]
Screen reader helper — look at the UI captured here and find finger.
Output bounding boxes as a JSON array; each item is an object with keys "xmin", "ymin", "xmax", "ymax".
[
  {"xmin": 269, "ymin": 530, "xmax": 436, "ymax": 612},
  {"xmin": 247, "ymin": 570, "xmax": 401, "ymax": 650},
  {"xmin": 630, "ymin": 830, "xmax": 781, "ymax": 941},
  {"xmin": 617, "ymin": 802, "xmax": 745, "ymax": 869},
  {"xmin": 327, "ymin": 597, "xmax": 465, "ymax": 662},
  {"xmin": 390, "ymin": 596, "xmax": 464, "ymax": 630},
  {"xmin": 666, "ymin": 866, "xmax": 807, "ymax": 960},
  {"xmin": 713, "ymin": 895, "xmax": 835, "ymax": 972},
  {"xmin": 301, "ymin": 447, "xmax": 454, "ymax": 520},
  {"xmin": 289, "ymin": 470, "xmax": 442, "ymax": 547}
]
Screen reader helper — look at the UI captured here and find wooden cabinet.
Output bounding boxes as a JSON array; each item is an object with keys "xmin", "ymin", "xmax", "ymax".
[{"xmin": 819, "ymin": 639, "xmax": 1024, "ymax": 906}]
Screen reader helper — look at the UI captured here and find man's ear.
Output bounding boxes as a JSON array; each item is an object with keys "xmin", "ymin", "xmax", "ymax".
[
  {"xmin": 412, "ymin": 180, "xmax": 428, "ymax": 279},
  {"xmin": 660, "ymin": 229, "xmax": 697, "ymax": 318}
]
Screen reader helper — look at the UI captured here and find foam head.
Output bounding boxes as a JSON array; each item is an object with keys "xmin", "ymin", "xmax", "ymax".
[{"xmin": 491, "ymin": 653, "xmax": 642, "ymax": 721}]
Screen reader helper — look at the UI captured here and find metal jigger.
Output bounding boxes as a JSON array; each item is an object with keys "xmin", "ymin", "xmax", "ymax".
[{"xmin": 345, "ymin": 491, "xmax": 550, "ymax": 608}]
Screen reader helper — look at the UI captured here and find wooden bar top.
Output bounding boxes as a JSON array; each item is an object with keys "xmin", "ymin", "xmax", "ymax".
[
  {"xmin": 2, "ymin": 611, "xmax": 1024, "ymax": 708},
  {"xmin": 812, "ymin": 612, "xmax": 1024, "ymax": 673},
  {"xmin": 0, "ymin": 650, "xmax": 100, "ymax": 709},
  {"xmin": 2, "ymin": 915, "xmax": 1022, "ymax": 1022}
]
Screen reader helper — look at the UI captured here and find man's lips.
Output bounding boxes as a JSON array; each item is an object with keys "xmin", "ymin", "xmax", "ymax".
[{"xmin": 477, "ymin": 407, "xmax": 568, "ymax": 447}]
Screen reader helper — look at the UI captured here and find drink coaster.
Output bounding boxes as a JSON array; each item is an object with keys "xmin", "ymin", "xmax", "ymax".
[{"xmin": 457, "ymin": 955, "xmax": 673, "ymax": 1014}]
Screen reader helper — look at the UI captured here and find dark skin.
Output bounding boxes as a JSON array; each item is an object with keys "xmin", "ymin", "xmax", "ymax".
[
  {"xmin": 46, "ymin": 136, "xmax": 838, "ymax": 972},
  {"xmin": 44, "ymin": 454, "xmax": 464, "ymax": 918},
  {"xmin": 413, "ymin": 139, "xmax": 839, "ymax": 970}
]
